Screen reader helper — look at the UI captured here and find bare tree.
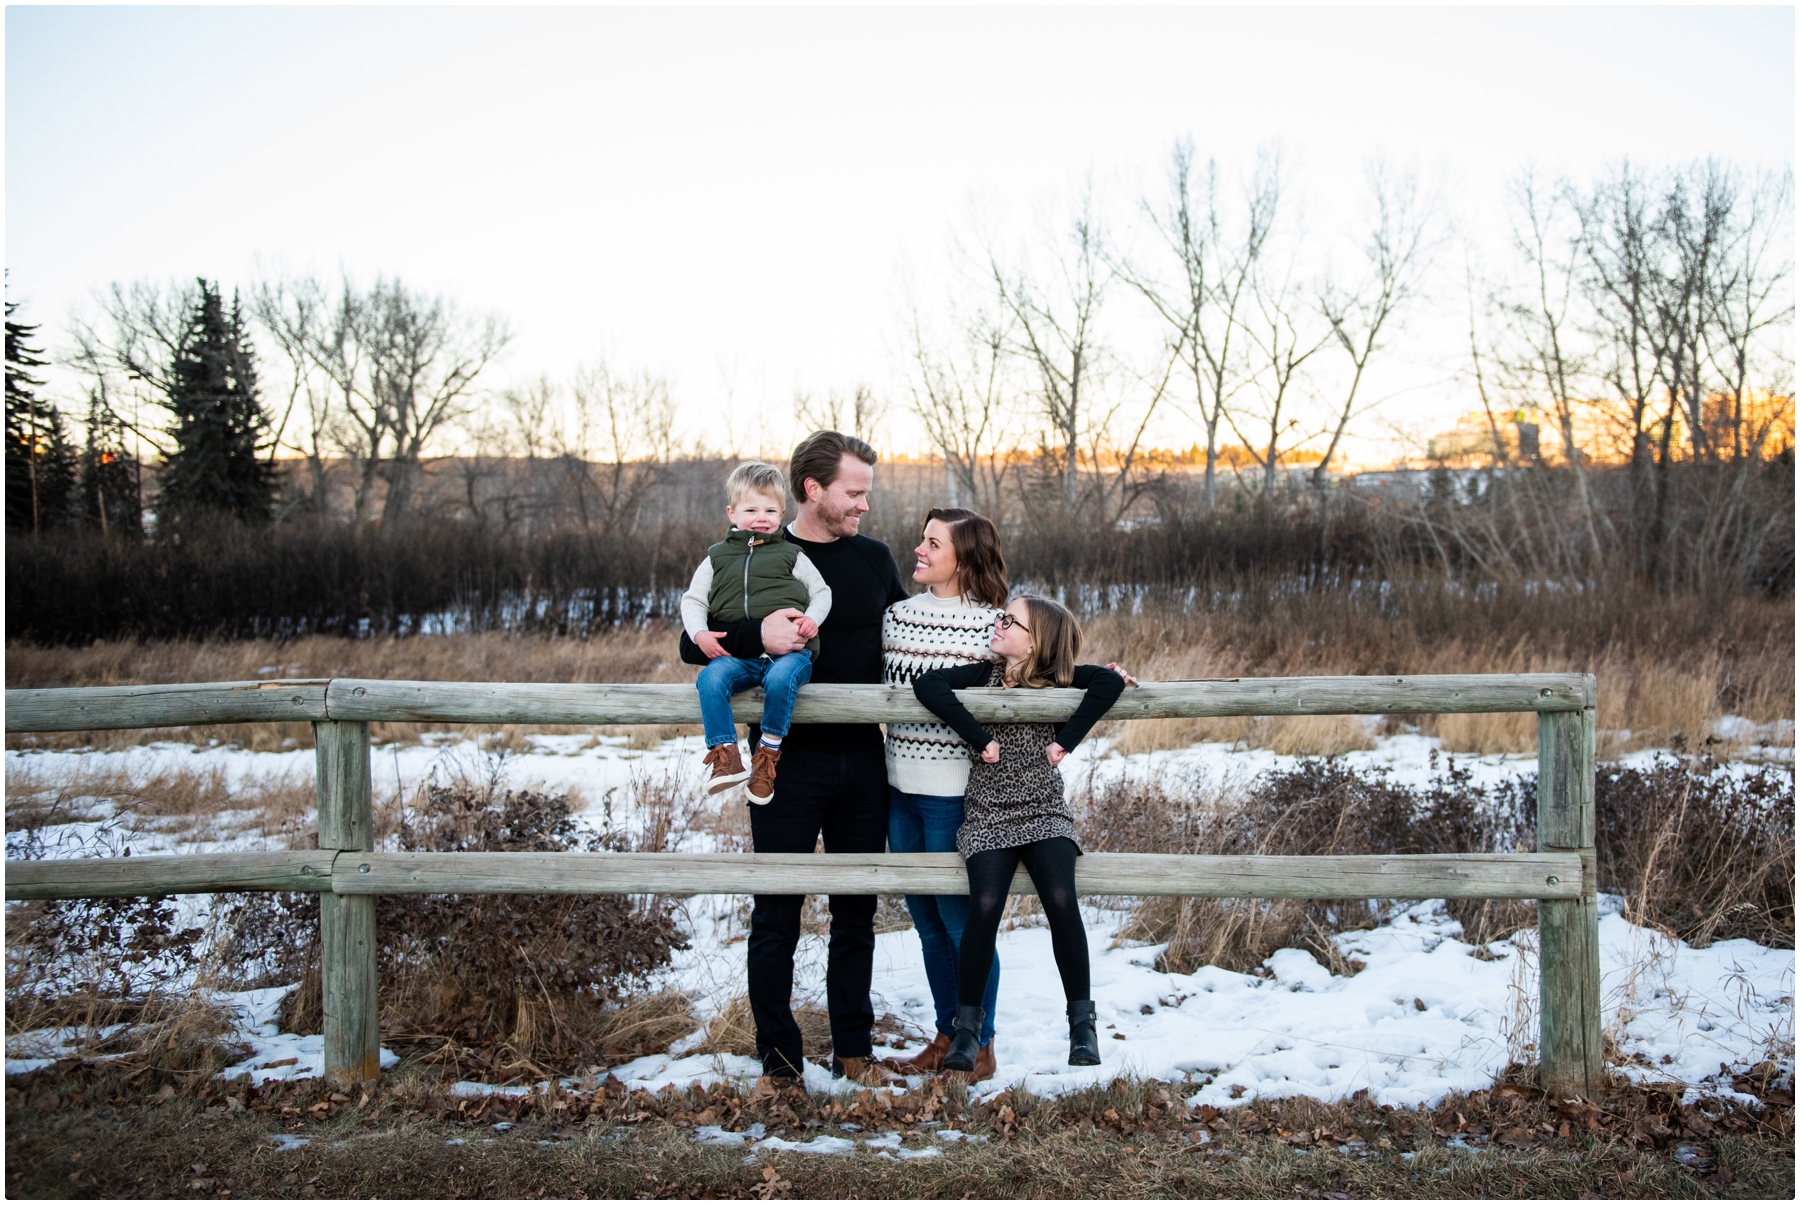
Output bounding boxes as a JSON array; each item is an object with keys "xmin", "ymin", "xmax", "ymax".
[
  {"xmin": 301, "ymin": 276, "xmax": 511, "ymax": 525},
  {"xmin": 556, "ymin": 361, "xmax": 677, "ymax": 539},
  {"xmin": 989, "ymin": 185, "xmax": 1110, "ymax": 507},
  {"xmin": 248, "ymin": 276, "xmax": 338, "ymax": 510},
  {"xmin": 1494, "ymin": 168, "xmax": 1605, "ymax": 561},
  {"xmin": 1313, "ymin": 161, "xmax": 1431, "ymax": 489},
  {"xmin": 1120, "ymin": 141, "xmax": 1277, "ymax": 510},
  {"xmin": 1702, "ymin": 164, "xmax": 1794, "ymax": 463},
  {"xmin": 1576, "ymin": 160, "xmax": 1670, "ymax": 485},
  {"xmin": 1228, "ymin": 240, "xmax": 1330, "ymax": 499},
  {"xmin": 903, "ymin": 299, "xmax": 1016, "ymax": 518},
  {"xmin": 66, "ymin": 279, "xmax": 202, "ymax": 462},
  {"xmin": 793, "ymin": 384, "xmax": 889, "ymax": 445}
]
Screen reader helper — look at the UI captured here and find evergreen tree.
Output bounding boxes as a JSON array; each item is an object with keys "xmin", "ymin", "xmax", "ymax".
[
  {"xmin": 158, "ymin": 280, "xmax": 274, "ymax": 526},
  {"xmin": 78, "ymin": 389, "xmax": 142, "ymax": 537},
  {"xmin": 6, "ymin": 301, "xmax": 78, "ymax": 532}
]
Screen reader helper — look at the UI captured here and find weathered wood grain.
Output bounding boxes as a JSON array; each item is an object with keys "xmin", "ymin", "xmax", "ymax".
[
  {"xmin": 1538, "ymin": 706, "xmax": 1603, "ymax": 1099},
  {"xmin": 3, "ymin": 851, "xmax": 329, "ymax": 899},
  {"xmin": 315, "ymin": 722, "xmax": 380, "ymax": 1091},
  {"xmin": 320, "ymin": 674, "xmax": 1592, "ymax": 727},
  {"xmin": 324, "ymin": 851, "xmax": 1583, "ymax": 900},
  {"xmin": 4, "ymin": 680, "xmax": 330, "ymax": 733}
]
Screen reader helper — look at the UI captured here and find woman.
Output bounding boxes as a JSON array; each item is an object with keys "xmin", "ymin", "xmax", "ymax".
[{"xmin": 879, "ymin": 508, "xmax": 1008, "ymax": 1080}]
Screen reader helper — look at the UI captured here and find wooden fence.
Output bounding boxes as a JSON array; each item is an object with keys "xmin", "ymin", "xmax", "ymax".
[{"xmin": 4, "ymin": 674, "xmax": 1601, "ymax": 1097}]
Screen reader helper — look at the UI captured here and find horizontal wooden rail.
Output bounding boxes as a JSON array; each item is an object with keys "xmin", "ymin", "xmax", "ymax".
[
  {"xmin": 6, "ymin": 680, "xmax": 332, "ymax": 732},
  {"xmin": 5, "ymin": 673, "xmax": 1595, "ymax": 732},
  {"xmin": 4, "ymin": 850, "xmax": 1585, "ymax": 902},
  {"xmin": 4, "ymin": 851, "xmax": 328, "ymax": 899}
]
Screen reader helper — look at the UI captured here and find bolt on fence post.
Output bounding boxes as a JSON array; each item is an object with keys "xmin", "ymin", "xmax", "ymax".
[
  {"xmin": 1536, "ymin": 691, "xmax": 1602, "ymax": 1098},
  {"xmin": 315, "ymin": 720, "xmax": 380, "ymax": 1090}
]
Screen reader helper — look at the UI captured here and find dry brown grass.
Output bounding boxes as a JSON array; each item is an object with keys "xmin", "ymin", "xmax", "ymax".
[
  {"xmin": 6, "ymin": 586, "xmax": 1792, "ymax": 759},
  {"xmin": 3, "ymin": 758, "xmax": 317, "ymax": 845}
]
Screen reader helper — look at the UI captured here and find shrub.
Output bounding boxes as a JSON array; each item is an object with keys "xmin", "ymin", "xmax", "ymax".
[
  {"xmin": 218, "ymin": 779, "xmax": 689, "ymax": 1077},
  {"xmin": 1088, "ymin": 754, "xmax": 1794, "ymax": 976}
]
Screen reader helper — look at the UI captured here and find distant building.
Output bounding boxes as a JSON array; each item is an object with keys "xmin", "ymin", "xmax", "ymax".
[{"xmin": 1426, "ymin": 410, "xmax": 1540, "ymax": 464}]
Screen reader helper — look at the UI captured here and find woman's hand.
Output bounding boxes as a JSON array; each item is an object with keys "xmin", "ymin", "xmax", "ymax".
[
  {"xmin": 1104, "ymin": 663, "xmax": 1139, "ymax": 687},
  {"xmin": 695, "ymin": 631, "xmax": 729, "ymax": 660},
  {"xmin": 981, "ymin": 740, "xmax": 1000, "ymax": 764},
  {"xmin": 1045, "ymin": 742, "xmax": 1067, "ymax": 767}
]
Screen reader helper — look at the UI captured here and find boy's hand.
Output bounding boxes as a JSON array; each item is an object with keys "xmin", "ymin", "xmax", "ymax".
[
  {"xmin": 1045, "ymin": 742, "xmax": 1068, "ymax": 767},
  {"xmin": 980, "ymin": 740, "xmax": 1000, "ymax": 764},
  {"xmin": 696, "ymin": 631, "xmax": 729, "ymax": 660},
  {"xmin": 794, "ymin": 616, "xmax": 819, "ymax": 640}
]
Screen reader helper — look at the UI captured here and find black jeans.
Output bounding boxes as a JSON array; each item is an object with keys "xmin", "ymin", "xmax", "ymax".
[
  {"xmin": 959, "ymin": 837, "xmax": 1089, "ymax": 1006},
  {"xmin": 746, "ymin": 743, "xmax": 890, "ymax": 1077}
]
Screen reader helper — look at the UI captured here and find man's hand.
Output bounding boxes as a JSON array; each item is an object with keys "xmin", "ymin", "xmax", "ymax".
[
  {"xmin": 1104, "ymin": 663, "xmax": 1140, "ymax": 687},
  {"xmin": 794, "ymin": 616, "xmax": 819, "ymax": 640},
  {"xmin": 980, "ymin": 740, "xmax": 1000, "ymax": 764},
  {"xmin": 760, "ymin": 608, "xmax": 809, "ymax": 656},
  {"xmin": 1046, "ymin": 742, "xmax": 1068, "ymax": 767},
  {"xmin": 695, "ymin": 631, "xmax": 729, "ymax": 660}
]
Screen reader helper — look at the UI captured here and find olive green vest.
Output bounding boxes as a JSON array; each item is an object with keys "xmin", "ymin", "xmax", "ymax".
[{"xmin": 706, "ymin": 527, "xmax": 820, "ymax": 658}]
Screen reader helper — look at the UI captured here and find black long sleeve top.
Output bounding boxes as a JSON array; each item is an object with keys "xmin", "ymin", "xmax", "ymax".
[
  {"xmin": 679, "ymin": 528, "xmax": 908, "ymax": 752},
  {"xmin": 911, "ymin": 660, "xmax": 1126, "ymax": 754}
]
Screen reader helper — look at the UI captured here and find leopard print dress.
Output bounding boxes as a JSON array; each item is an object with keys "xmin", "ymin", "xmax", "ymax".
[{"xmin": 955, "ymin": 663, "xmax": 1084, "ymax": 859}]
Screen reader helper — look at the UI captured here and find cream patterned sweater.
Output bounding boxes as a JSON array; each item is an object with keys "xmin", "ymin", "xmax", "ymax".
[{"xmin": 882, "ymin": 591, "xmax": 1002, "ymax": 797}]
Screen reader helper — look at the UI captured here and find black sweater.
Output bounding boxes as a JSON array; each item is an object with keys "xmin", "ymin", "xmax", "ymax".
[
  {"xmin": 680, "ymin": 528, "xmax": 907, "ymax": 752},
  {"xmin": 911, "ymin": 661, "xmax": 1126, "ymax": 754}
]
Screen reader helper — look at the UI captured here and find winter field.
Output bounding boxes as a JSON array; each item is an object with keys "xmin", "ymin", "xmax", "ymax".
[{"xmin": 7, "ymin": 723, "xmax": 1792, "ymax": 1118}]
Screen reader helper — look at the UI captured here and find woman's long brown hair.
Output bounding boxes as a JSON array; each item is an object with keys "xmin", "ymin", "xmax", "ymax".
[
  {"xmin": 924, "ymin": 508, "xmax": 1008, "ymax": 609},
  {"xmin": 1006, "ymin": 595, "xmax": 1082, "ymax": 689}
]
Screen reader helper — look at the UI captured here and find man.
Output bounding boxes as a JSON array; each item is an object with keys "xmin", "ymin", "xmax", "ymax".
[{"xmin": 680, "ymin": 430, "xmax": 908, "ymax": 1087}]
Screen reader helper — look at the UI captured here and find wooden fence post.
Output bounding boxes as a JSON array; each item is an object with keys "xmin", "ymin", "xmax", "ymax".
[
  {"xmin": 315, "ymin": 720, "xmax": 380, "ymax": 1089},
  {"xmin": 1537, "ymin": 696, "xmax": 1602, "ymax": 1097}
]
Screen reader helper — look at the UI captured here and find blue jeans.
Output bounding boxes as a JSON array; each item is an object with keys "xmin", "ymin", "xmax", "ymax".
[
  {"xmin": 888, "ymin": 786, "xmax": 999, "ymax": 1045},
  {"xmin": 697, "ymin": 653, "xmax": 813, "ymax": 748}
]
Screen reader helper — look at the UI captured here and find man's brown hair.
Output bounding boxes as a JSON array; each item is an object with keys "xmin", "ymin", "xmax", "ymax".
[
  {"xmin": 923, "ymin": 508, "xmax": 1008, "ymax": 609},
  {"xmin": 1007, "ymin": 595, "xmax": 1082, "ymax": 689},
  {"xmin": 789, "ymin": 430, "xmax": 878, "ymax": 503}
]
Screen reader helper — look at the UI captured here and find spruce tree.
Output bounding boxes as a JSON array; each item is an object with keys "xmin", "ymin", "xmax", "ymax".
[
  {"xmin": 79, "ymin": 389, "xmax": 143, "ymax": 537},
  {"xmin": 6, "ymin": 301, "xmax": 78, "ymax": 532},
  {"xmin": 159, "ymin": 280, "xmax": 274, "ymax": 526}
]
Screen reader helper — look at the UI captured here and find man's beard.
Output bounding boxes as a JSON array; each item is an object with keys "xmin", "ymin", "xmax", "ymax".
[{"xmin": 815, "ymin": 496, "xmax": 862, "ymax": 537}]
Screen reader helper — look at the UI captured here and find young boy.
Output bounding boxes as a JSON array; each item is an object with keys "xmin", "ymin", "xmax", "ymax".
[{"xmin": 681, "ymin": 461, "xmax": 832, "ymax": 803}]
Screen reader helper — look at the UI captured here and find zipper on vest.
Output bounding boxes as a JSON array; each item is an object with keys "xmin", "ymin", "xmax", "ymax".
[{"xmin": 741, "ymin": 542, "xmax": 755, "ymax": 619}]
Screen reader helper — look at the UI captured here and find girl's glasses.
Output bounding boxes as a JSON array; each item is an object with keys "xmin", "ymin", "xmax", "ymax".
[{"xmin": 996, "ymin": 612, "xmax": 1030, "ymax": 633}]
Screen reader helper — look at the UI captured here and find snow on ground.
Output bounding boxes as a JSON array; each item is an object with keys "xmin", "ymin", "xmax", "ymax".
[{"xmin": 5, "ymin": 725, "xmax": 1793, "ymax": 1110}]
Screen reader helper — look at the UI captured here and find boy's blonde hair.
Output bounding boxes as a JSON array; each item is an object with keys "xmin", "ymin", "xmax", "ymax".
[{"xmin": 726, "ymin": 460, "xmax": 790, "ymax": 507}]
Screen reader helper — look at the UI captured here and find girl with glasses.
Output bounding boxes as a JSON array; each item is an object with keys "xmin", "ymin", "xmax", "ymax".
[{"xmin": 909, "ymin": 595, "xmax": 1126, "ymax": 1072}]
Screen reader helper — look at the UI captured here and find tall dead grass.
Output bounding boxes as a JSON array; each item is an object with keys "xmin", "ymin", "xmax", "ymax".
[{"xmin": 6, "ymin": 583, "xmax": 1791, "ymax": 758}]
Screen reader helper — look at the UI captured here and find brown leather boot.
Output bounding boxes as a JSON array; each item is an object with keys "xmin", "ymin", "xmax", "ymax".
[
  {"xmin": 703, "ymin": 743, "xmax": 749, "ymax": 795},
  {"xmin": 879, "ymin": 1032, "xmax": 950, "ymax": 1074},
  {"xmin": 972, "ymin": 1041, "xmax": 996, "ymax": 1081},
  {"xmin": 831, "ymin": 1056, "xmax": 905, "ymax": 1087},
  {"xmin": 746, "ymin": 744, "xmax": 781, "ymax": 805}
]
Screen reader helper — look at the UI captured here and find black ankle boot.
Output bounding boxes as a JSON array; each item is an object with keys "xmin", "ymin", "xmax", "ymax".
[
  {"xmin": 1067, "ymin": 1000, "xmax": 1100, "ymax": 1066},
  {"xmin": 942, "ymin": 1004, "xmax": 984, "ymax": 1073}
]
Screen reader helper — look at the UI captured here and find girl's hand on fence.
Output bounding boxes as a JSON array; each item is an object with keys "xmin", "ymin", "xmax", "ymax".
[
  {"xmin": 981, "ymin": 741, "xmax": 1000, "ymax": 764},
  {"xmin": 1045, "ymin": 742, "xmax": 1067, "ymax": 767},
  {"xmin": 1104, "ymin": 663, "xmax": 1139, "ymax": 687},
  {"xmin": 696, "ymin": 632, "xmax": 729, "ymax": 660}
]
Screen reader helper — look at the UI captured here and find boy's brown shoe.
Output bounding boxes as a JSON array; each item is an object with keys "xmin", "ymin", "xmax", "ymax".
[
  {"xmin": 746, "ymin": 744, "xmax": 781, "ymax": 805},
  {"xmin": 831, "ymin": 1056, "xmax": 904, "ymax": 1088},
  {"xmin": 703, "ymin": 743, "xmax": 750, "ymax": 795}
]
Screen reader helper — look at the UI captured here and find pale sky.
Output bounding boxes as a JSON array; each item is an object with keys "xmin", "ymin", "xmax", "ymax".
[{"xmin": 6, "ymin": 5, "xmax": 1794, "ymax": 463}]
